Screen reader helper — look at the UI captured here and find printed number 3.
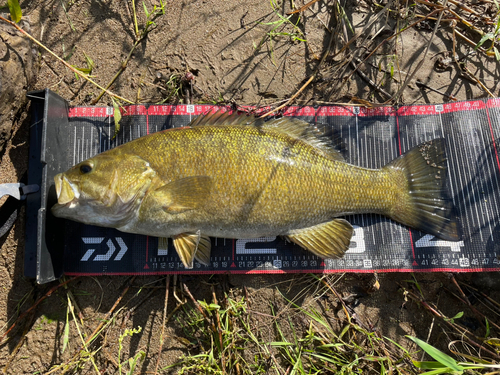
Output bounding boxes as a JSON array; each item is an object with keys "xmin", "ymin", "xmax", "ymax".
[{"xmin": 346, "ymin": 225, "xmax": 366, "ymax": 254}]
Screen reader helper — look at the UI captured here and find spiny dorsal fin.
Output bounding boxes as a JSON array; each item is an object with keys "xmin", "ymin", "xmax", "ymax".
[
  {"xmin": 190, "ymin": 110, "xmax": 345, "ymax": 161},
  {"xmin": 189, "ymin": 110, "xmax": 257, "ymax": 127},
  {"xmin": 258, "ymin": 117, "xmax": 345, "ymax": 161}
]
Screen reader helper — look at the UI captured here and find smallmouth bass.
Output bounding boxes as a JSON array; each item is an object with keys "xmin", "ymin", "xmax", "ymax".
[{"xmin": 52, "ymin": 111, "xmax": 461, "ymax": 268}]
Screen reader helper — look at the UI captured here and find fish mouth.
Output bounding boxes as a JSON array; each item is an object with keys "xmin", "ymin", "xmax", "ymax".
[{"xmin": 53, "ymin": 173, "xmax": 80, "ymax": 210}]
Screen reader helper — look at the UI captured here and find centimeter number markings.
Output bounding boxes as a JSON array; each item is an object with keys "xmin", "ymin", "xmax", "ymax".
[{"xmin": 67, "ymin": 103, "xmax": 500, "ymax": 272}]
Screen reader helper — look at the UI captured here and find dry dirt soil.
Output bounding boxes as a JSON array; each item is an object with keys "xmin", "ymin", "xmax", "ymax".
[{"xmin": 1, "ymin": 0, "xmax": 500, "ymax": 374}]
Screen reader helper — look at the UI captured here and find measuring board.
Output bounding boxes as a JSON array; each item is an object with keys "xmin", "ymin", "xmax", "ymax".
[{"xmin": 25, "ymin": 90, "xmax": 500, "ymax": 283}]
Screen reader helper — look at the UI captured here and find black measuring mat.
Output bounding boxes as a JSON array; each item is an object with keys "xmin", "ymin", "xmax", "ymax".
[{"xmin": 26, "ymin": 92, "xmax": 500, "ymax": 282}]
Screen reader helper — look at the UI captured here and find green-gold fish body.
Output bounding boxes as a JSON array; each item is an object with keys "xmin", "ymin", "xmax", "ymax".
[{"xmin": 52, "ymin": 111, "xmax": 460, "ymax": 268}]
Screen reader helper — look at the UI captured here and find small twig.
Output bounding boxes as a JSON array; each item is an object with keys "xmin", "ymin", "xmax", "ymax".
[
  {"xmin": 386, "ymin": 0, "xmax": 448, "ymax": 103},
  {"xmin": 416, "ymin": 80, "xmax": 457, "ymax": 101},
  {"xmin": 458, "ymin": 282, "xmax": 500, "ymax": 315},
  {"xmin": 154, "ymin": 276, "xmax": 170, "ymax": 375},
  {"xmin": 0, "ymin": 16, "xmax": 133, "ymax": 104},
  {"xmin": 320, "ymin": 277, "xmax": 351, "ymax": 323},
  {"xmin": 54, "ymin": 277, "xmax": 136, "ymax": 375},
  {"xmin": 132, "ymin": 0, "xmax": 139, "ymax": 38},
  {"xmin": 261, "ymin": 0, "xmax": 393, "ymax": 117},
  {"xmin": 351, "ymin": 58, "xmax": 392, "ymax": 101},
  {"xmin": 212, "ymin": 285, "xmax": 225, "ymax": 370},
  {"xmin": 182, "ymin": 283, "xmax": 213, "ymax": 328},
  {"xmin": 402, "ymin": 285, "xmax": 500, "ymax": 360},
  {"xmin": 0, "ymin": 277, "xmax": 78, "ymax": 344},
  {"xmin": 450, "ymin": 21, "xmax": 495, "ymax": 97},
  {"xmin": 421, "ymin": 294, "xmax": 439, "ymax": 362},
  {"xmin": 448, "ymin": 275, "xmax": 500, "ymax": 331},
  {"xmin": 173, "ymin": 275, "xmax": 185, "ymax": 305},
  {"xmin": 348, "ymin": 7, "xmax": 442, "ymax": 80},
  {"xmin": 453, "ymin": 29, "xmax": 495, "ymax": 57},
  {"xmin": 84, "ymin": 276, "xmax": 136, "ymax": 347},
  {"xmin": 68, "ymin": 297, "xmax": 100, "ymax": 375},
  {"xmin": 91, "ymin": 38, "xmax": 143, "ymax": 105},
  {"xmin": 287, "ymin": 0, "xmax": 321, "ymax": 15},
  {"xmin": 2, "ymin": 312, "xmax": 36, "ymax": 374}
]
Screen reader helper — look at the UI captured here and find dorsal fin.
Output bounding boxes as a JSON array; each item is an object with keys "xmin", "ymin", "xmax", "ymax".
[
  {"xmin": 188, "ymin": 110, "xmax": 257, "ymax": 127},
  {"xmin": 258, "ymin": 117, "xmax": 345, "ymax": 161},
  {"xmin": 188, "ymin": 110, "xmax": 344, "ymax": 161}
]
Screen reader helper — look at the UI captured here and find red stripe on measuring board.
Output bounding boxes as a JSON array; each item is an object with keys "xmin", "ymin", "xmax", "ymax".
[
  {"xmin": 486, "ymin": 99, "xmax": 500, "ymax": 174},
  {"xmin": 64, "ymin": 266, "xmax": 500, "ymax": 277},
  {"xmin": 68, "ymin": 105, "xmax": 148, "ymax": 117},
  {"xmin": 68, "ymin": 101, "xmax": 488, "ymax": 120}
]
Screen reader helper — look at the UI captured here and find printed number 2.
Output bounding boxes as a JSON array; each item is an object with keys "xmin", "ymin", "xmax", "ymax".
[
  {"xmin": 346, "ymin": 225, "xmax": 366, "ymax": 254},
  {"xmin": 235, "ymin": 237, "xmax": 277, "ymax": 255},
  {"xmin": 415, "ymin": 235, "xmax": 464, "ymax": 252}
]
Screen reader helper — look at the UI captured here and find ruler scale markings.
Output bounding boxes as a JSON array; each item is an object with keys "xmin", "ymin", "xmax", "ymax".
[
  {"xmin": 390, "ymin": 135, "xmax": 401, "ymax": 245},
  {"xmin": 449, "ymin": 120, "xmax": 474, "ymax": 238},
  {"xmin": 463, "ymin": 114, "xmax": 487, "ymax": 241},
  {"xmin": 57, "ymin": 103, "xmax": 500, "ymax": 274},
  {"xmin": 355, "ymin": 114, "xmax": 367, "ymax": 234},
  {"xmin": 459, "ymin": 115, "xmax": 484, "ymax": 241},
  {"xmin": 438, "ymin": 112, "xmax": 459, "ymax": 208},
  {"xmin": 99, "ymin": 121, "xmax": 101, "ymax": 155},
  {"xmin": 369, "ymin": 132, "xmax": 380, "ymax": 245},
  {"xmin": 107, "ymin": 117, "xmax": 111, "ymax": 152},
  {"xmin": 484, "ymin": 106, "xmax": 500, "ymax": 236},
  {"xmin": 479, "ymin": 108, "xmax": 500, "ymax": 238},
  {"xmin": 478, "ymin": 112, "xmax": 500, "ymax": 196},
  {"xmin": 475, "ymin": 118, "xmax": 495, "ymax": 239},
  {"xmin": 413, "ymin": 116, "xmax": 424, "ymax": 242},
  {"xmin": 73, "ymin": 126, "xmax": 77, "ymax": 166},
  {"xmin": 90, "ymin": 126, "xmax": 93, "ymax": 159},
  {"xmin": 486, "ymin": 105, "xmax": 500, "ymax": 174},
  {"xmin": 402, "ymin": 115, "xmax": 413, "ymax": 243},
  {"xmin": 371, "ymin": 122, "xmax": 384, "ymax": 245},
  {"xmin": 471, "ymin": 113, "xmax": 490, "ymax": 241},
  {"xmin": 363, "ymin": 124, "xmax": 375, "ymax": 248},
  {"xmin": 378, "ymin": 122, "xmax": 390, "ymax": 245},
  {"xmin": 393, "ymin": 117, "xmax": 405, "ymax": 245}
]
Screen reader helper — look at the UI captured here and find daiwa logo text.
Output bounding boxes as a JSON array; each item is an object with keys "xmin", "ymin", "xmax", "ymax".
[{"xmin": 80, "ymin": 237, "xmax": 128, "ymax": 261}]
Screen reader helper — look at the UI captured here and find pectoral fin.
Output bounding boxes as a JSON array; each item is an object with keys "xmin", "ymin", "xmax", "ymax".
[
  {"xmin": 194, "ymin": 236, "xmax": 211, "ymax": 266},
  {"xmin": 152, "ymin": 176, "xmax": 212, "ymax": 213},
  {"xmin": 173, "ymin": 231, "xmax": 211, "ymax": 268},
  {"xmin": 285, "ymin": 219, "xmax": 354, "ymax": 258}
]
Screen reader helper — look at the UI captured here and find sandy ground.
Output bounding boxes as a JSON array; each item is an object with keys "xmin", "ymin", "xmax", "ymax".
[{"xmin": 1, "ymin": 0, "xmax": 500, "ymax": 373}]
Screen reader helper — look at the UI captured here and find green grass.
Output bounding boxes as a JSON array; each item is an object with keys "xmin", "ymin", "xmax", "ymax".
[
  {"xmin": 165, "ymin": 276, "xmax": 417, "ymax": 374},
  {"xmin": 255, "ymin": 0, "xmax": 306, "ymax": 66}
]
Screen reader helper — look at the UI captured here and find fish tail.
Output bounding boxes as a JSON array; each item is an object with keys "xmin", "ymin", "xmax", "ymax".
[{"xmin": 383, "ymin": 138, "xmax": 461, "ymax": 241}]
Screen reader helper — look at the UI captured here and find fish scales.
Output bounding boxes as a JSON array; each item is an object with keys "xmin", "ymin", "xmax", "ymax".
[
  {"xmin": 51, "ymin": 112, "xmax": 461, "ymax": 268},
  {"xmin": 121, "ymin": 125, "xmax": 393, "ymax": 234}
]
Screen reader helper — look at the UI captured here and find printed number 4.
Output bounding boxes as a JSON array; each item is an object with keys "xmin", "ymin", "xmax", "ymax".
[{"xmin": 415, "ymin": 234, "xmax": 464, "ymax": 252}]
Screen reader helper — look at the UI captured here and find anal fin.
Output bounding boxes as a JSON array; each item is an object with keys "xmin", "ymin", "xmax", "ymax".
[{"xmin": 285, "ymin": 219, "xmax": 354, "ymax": 258}]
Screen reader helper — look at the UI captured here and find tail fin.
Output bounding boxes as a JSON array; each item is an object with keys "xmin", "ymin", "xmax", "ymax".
[{"xmin": 384, "ymin": 138, "xmax": 461, "ymax": 241}]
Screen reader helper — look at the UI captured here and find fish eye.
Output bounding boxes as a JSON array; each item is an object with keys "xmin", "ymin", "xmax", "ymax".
[{"xmin": 79, "ymin": 163, "xmax": 93, "ymax": 174}]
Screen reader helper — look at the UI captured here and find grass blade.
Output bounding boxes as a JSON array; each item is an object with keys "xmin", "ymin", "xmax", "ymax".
[
  {"xmin": 7, "ymin": 0, "xmax": 21, "ymax": 23},
  {"xmin": 406, "ymin": 336, "xmax": 464, "ymax": 372}
]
